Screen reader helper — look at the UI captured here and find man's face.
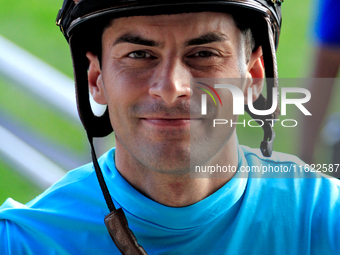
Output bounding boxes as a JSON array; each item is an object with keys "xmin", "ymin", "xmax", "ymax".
[{"xmin": 87, "ymin": 12, "xmax": 262, "ymax": 174}]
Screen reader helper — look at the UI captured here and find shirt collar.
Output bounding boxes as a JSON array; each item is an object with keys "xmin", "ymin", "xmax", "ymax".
[{"xmin": 102, "ymin": 145, "xmax": 248, "ymax": 229}]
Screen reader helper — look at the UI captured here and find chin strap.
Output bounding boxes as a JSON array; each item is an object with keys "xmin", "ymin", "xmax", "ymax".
[
  {"xmin": 104, "ymin": 209, "xmax": 148, "ymax": 255},
  {"xmin": 245, "ymin": 94, "xmax": 276, "ymax": 157},
  {"xmin": 260, "ymin": 122, "xmax": 275, "ymax": 157},
  {"xmin": 88, "ymin": 135, "xmax": 148, "ymax": 255},
  {"xmin": 244, "ymin": 16, "xmax": 279, "ymax": 157}
]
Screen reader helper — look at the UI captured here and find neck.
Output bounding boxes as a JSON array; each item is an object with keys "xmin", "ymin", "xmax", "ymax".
[{"xmin": 114, "ymin": 134, "xmax": 238, "ymax": 207}]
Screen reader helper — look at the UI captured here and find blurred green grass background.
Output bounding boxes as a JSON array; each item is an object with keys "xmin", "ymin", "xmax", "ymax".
[{"xmin": 0, "ymin": 0, "xmax": 339, "ymax": 204}]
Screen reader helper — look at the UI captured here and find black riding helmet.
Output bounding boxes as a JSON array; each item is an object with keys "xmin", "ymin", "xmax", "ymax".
[
  {"xmin": 56, "ymin": 1, "xmax": 283, "ymax": 254},
  {"xmin": 57, "ymin": 0, "xmax": 282, "ymax": 154}
]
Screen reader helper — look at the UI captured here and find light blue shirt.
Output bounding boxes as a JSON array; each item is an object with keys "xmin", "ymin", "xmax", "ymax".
[{"xmin": 1, "ymin": 145, "xmax": 340, "ymax": 254}]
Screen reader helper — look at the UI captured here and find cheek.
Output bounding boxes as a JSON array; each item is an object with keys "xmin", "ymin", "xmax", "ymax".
[
  {"xmin": 104, "ymin": 78, "xmax": 143, "ymax": 114},
  {"xmin": 208, "ymin": 56, "xmax": 247, "ymax": 79},
  {"xmin": 103, "ymin": 60, "xmax": 153, "ymax": 93},
  {"xmin": 101, "ymin": 67, "xmax": 151, "ymax": 129}
]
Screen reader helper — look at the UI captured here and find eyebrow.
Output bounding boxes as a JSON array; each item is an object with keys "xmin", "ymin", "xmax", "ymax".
[
  {"xmin": 112, "ymin": 32, "xmax": 228, "ymax": 48},
  {"xmin": 113, "ymin": 33, "xmax": 162, "ymax": 47},
  {"xmin": 185, "ymin": 32, "xmax": 228, "ymax": 46}
]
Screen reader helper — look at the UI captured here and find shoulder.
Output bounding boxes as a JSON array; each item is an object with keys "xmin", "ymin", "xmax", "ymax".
[
  {"xmin": 240, "ymin": 145, "xmax": 340, "ymax": 216},
  {"xmin": 239, "ymin": 144, "xmax": 340, "ymax": 208},
  {"xmin": 29, "ymin": 148, "xmax": 115, "ymax": 206},
  {"xmin": 0, "ymin": 157, "xmax": 98, "ymax": 224},
  {"xmin": 0, "ymin": 147, "xmax": 115, "ymax": 211},
  {"xmin": 241, "ymin": 145, "xmax": 304, "ymax": 166},
  {"xmin": 240, "ymin": 145, "xmax": 307, "ymax": 178},
  {"xmin": 240, "ymin": 145, "xmax": 339, "ymax": 179},
  {"xmin": 239, "ymin": 146, "xmax": 340, "ymax": 252},
  {"xmin": 0, "ymin": 149, "xmax": 116, "ymax": 254}
]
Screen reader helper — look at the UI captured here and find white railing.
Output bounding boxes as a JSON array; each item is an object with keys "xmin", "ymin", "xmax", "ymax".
[
  {"xmin": 0, "ymin": 125, "xmax": 66, "ymax": 189},
  {"xmin": 0, "ymin": 35, "xmax": 104, "ymax": 188}
]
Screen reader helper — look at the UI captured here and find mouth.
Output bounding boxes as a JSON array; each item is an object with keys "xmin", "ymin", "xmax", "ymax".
[{"xmin": 140, "ymin": 118, "xmax": 194, "ymax": 127}]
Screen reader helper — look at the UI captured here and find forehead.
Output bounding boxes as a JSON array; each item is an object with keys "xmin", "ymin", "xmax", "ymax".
[{"xmin": 102, "ymin": 12, "xmax": 238, "ymax": 42}]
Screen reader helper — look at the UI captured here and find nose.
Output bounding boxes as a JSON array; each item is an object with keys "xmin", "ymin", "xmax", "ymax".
[{"xmin": 148, "ymin": 56, "xmax": 192, "ymax": 105}]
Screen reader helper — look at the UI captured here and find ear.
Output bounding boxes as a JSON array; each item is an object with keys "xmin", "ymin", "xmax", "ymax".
[
  {"xmin": 244, "ymin": 46, "xmax": 264, "ymax": 103},
  {"xmin": 86, "ymin": 51, "xmax": 108, "ymax": 105}
]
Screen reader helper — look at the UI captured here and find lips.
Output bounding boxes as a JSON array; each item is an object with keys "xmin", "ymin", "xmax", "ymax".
[{"xmin": 140, "ymin": 118, "xmax": 192, "ymax": 127}]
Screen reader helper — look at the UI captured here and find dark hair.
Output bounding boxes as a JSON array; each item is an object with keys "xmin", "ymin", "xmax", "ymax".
[{"xmin": 231, "ymin": 10, "xmax": 258, "ymax": 63}]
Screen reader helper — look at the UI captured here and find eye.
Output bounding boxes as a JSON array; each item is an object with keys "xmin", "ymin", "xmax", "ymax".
[
  {"xmin": 190, "ymin": 51, "xmax": 218, "ymax": 58},
  {"xmin": 128, "ymin": 51, "xmax": 152, "ymax": 59}
]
